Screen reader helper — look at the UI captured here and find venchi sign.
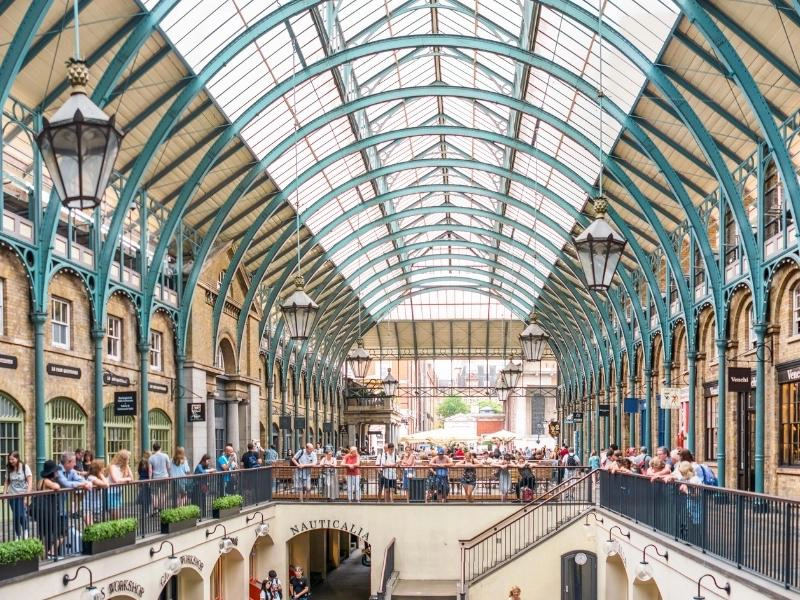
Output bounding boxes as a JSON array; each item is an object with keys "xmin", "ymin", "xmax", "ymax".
[{"xmin": 289, "ymin": 520, "xmax": 369, "ymax": 540}]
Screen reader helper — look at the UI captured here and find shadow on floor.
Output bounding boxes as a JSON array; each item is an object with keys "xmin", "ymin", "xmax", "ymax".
[{"xmin": 310, "ymin": 549, "xmax": 371, "ymax": 600}]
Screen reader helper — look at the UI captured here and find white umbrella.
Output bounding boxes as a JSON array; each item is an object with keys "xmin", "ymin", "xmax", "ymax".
[{"xmin": 481, "ymin": 429, "xmax": 519, "ymax": 442}]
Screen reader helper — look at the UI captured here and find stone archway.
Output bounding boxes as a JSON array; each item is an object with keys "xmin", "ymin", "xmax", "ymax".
[
  {"xmin": 211, "ymin": 547, "xmax": 246, "ymax": 600},
  {"xmin": 633, "ymin": 577, "xmax": 663, "ymax": 600},
  {"xmin": 605, "ymin": 555, "xmax": 628, "ymax": 600},
  {"xmin": 155, "ymin": 564, "xmax": 204, "ymax": 600}
]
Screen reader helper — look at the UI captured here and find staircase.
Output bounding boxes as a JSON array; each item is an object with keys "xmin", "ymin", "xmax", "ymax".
[{"xmin": 457, "ymin": 471, "xmax": 594, "ymax": 598}]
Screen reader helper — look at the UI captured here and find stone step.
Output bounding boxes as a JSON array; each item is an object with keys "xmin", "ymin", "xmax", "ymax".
[{"xmin": 391, "ymin": 578, "xmax": 460, "ymax": 599}]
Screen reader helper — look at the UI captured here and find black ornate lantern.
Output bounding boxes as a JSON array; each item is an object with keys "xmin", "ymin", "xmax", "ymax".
[
  {"xmin": 280, "ymin": 275, "xmax": 318, "ymax": 341},
  {"xmin": 495, "ymin": 374, "xmax": 511, "ymax": 403},
  {"xmin": 382, "ymin": 368, "xmax": 398, "ymax": 397},
  {"xmin": 519, "ymin": 313, "xmax": 549, "ymax": 362},
  {"xmin": 573, "ymin": 197, "xmax": 627, "ymax": 292},
  {"xmin": 500, "ymin": 358, "xmax": 522, "ymax": 390},
  {"xmin": 37, "ymin": 59, "xmax": 124, "ymax": 210},
  {"xmin": 347, "ymin": 338, "xmax": 372, "ymax": 379}
]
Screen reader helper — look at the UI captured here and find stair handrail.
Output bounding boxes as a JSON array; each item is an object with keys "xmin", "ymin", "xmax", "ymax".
[
  {"xmin": 376, "ymin": 537, "xmax": 395, "ymax": 600},
  {"xmin": 459, "ymin": 470, "xmax": 593, "ymax": 549},
  {"xmin": 459, "ymin": 471, "xmax": 594, "ymax": 595}
]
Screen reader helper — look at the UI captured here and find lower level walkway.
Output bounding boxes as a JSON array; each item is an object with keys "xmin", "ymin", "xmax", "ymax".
[{"xmin": 311, "ymin": 549, "xmax": 371, "ymax": 600}]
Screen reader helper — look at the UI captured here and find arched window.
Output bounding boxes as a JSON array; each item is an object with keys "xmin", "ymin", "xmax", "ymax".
[
  {"xmin": 45, "ymin": 398, "xmax": 86, "ymax": 461},
  {"xmin": 149, "ymin": 409, "xmax": 173, "ymax": 455},
  {"xmin": 103, "ymin": 404, "xmax": 134, "ymax": 462},
  {"xmin": 0, "ymin": 393, "xmax": 24, "ymax": 482},
  {"xmin": 792, "ymin": 283, "xmax": 800, "ymax": 336}
]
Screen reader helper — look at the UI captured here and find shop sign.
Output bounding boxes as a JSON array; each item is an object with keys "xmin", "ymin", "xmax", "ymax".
[
  {"xmin": 727, "ymin": 367, "xmax": 752, "ymax": 392},
  {"xmin": 548, "ymin": 421, "xmax": 561, "ymax": 437},
  {"xmin": 47, "ymin": 363, "xmax": 81, "ymax": 379},
  {"xmin": 703, "ymin": 381, "xmax": 719, "ymax": 397},
  {"xmin": 660, "ymin": 387, "xmax": 686, "ymax": 409},
  {"xmin": 148, "ymin": 381, "xmax": 169, "ymax": 394},
  {"xmin": 623, "ymin": 397, "xmax": 643, "ymax": 414},
  {"xmin": 103, "ymin": 372, "xmax": 130, "ymax": 386},
  {"xmin": 114, "ymin": 391, "xmax": 136, "ymax": 416},
  {"xmin": 0, "ymin": 353, "xmax": 17, "ymax": 369},
  {"xmin": 323, "ymin": 421, "xmax": 333, "ymax": 432},
  {"xmin": 598, "ymin": 404, "xmax": 610, "ymax": 417},
  {"xmin": 188, "ymin": 403, "xmax": 205, "ymax": 422},
  {"xmin": 107, "ymin": 580, "xmax": 144, "ymax": 598},
  {"xmin": 777, "ymin": 362, "xmax": 800, "ymax": 384},
  {"xmin": 571, "ymin": 411, "xmax": 583, "ymax": 422},
  {"xmin": 294, "ymin": 416, "xmax": 306, "ymax": 430},
  {"xmin": 289, "ymin": 519, "xmax": 369, "ymax": 541},
  {"xmin": 339, "ymin": 425, "xmax": 348, "ymax": 435},
  {"xmin": 279, "ymin": 416, "xmax": 293, "ymax": 431},
  {"xmin": 180, "ymin": 554, "xmax": 204, "ymax": 570}
]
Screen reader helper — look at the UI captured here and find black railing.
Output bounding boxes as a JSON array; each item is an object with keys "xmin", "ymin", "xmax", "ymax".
[
  {"xmin": 376, "ymin": 537, "xmax": 395, "ymax": 600},
  {"xmin": 0, "ymin": 467, "xmax": 272, "ymax": 560},
  {"xmin": 459, "ymin": 471, "xmax": 594, "ymax": 592},
  {"xmin": 598, "ymin": 470, "xmax": 799, "ymax": 592},
  {"xmin": 270, "ymin": 464, "xmax": 590, "ymax": 503}
]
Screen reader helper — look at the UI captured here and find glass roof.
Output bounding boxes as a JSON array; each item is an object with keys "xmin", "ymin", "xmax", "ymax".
[{"xmin": 144, "ymin": 0, "xmax": 679, "ymax": 320}]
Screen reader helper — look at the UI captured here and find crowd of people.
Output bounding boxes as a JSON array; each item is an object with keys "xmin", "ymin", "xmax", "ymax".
[{"xmin": 595, "ymin": 443, "xmax": 718, "ymax": 488}]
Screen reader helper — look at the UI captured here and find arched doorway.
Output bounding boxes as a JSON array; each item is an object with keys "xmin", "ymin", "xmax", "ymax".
[
  {"xmin": 560, "ymin": 551, "xmax": 597, "ymax": 599},
  {"xmin": 605, "ymin": 555, "xmax": 629, "ymax": 600},
  {"xmin": 211, "ymin": 547, "xmax": 246, "ymax": 599},
  {"xmin": 633, "ymin": 577, "xmax": 663, "ymax": 600},
  {"xmin": 159, "ymin": 565, "xmax": 203, "ymax": 600},
  {"xmin": 249, "ymin": 534, "xmax": 276, "ymax": 595}
]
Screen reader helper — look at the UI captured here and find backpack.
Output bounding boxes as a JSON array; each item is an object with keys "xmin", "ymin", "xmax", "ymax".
[
  {"xmin": 566, "ymin": 454, "xmax": 578, "ymax": 468},
  {"xmin": 521, "ymin": 487, "xmax": 534, "ymax": 502},
  {"xmin": 243, "ymin": 452, "xmax": 259, "ymax": 469},
  {"xmin": 699, "ymin": 464, "xmax": 718, "ymax": 486}
]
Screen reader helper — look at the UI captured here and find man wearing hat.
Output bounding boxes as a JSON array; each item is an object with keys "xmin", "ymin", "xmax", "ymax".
[{"xmin": 428, "ymin": 447, "xmax": 453, "ymax": 503}]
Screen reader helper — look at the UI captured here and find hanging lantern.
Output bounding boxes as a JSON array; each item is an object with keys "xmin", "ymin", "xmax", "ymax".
[
  {"xmin": 36, "ymin": 59, "xmax": 124, "ymax": 210},
  {"xmin": 382, "ymin": 368, "xmax": 399, "ymax": 397},
  {"xmin": 573, "ymin": 196, "xmax": 627, "ymax": 292},
  {"xmin": 281, "ymin": 275, "xmax": 318, "ymax": 341},
  {"xmin": 500, "ymin": 358, "xmax": 523, "ymax": 390},
  {"xmin": 495, "ymin": 374, "xmax": 511, "ymax": 403},
  {"xmin": 347, "ymin": 338, "xmax": 372, "ymax": 379},
  {"xmin": 519, "ymin": 314, "xmax": 549, "ymax": 362}
]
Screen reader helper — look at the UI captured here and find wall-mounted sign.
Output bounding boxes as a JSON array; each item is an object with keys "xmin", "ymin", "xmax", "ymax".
[
  {"xmin": 660, "ymin": 387, "xmax": 686, "ymax": 409},
  {"xmin": 323, "ymin": 421, "xmax": 333, "ymax": 432},
  {"xmin": 339, "ymin": 425, "xmax": 348, "ymax": 435},
  {"xmin": 148, "ymin": 381, "xmax": 169, "ymax": 394},
  {"xmin": 294, "ymin": 416, "xmax": 307, "ymax": 430},
  {"xmin": 279, "ymin": 416, "xmax": 293, "ymax": 431},
  {"xmin": 103, "ymin": 372, "xmax": 130, "ymax": 386},
  {"xmin": 571, "ymin": 411, "xmax": 583, "ymax": 422},
  {"xmin": 702, "ymin": 381, "xmax": 719, "ymax": 397},
  {"xmin": 107, "ymin": 580, "xmax": 144, "ymax": 598},
  {"xmin": 548, "ymin": 421, "xmax": 561, "ymax": 437},
  {"xmin": 47, "ymin": 363, "xmax": 81, "ymax": 379},
  {"xmin": 162, "ymin": 555, "xmax": 204, "ymax": 587},
  {"xmin": 0, "ymin": 353, "xmax": 17, "ymax": 369},
  {"xmin": 114, "ymin": 391, "xmax": 136, "ymax": 416},
  {"xmin": 188, "ymin": 403, "xmax": 205, "ymax": 422},
  {"xmin": 727, "ymin": 367, "xmax": 752, "ymax": 392},
  {"xmin": 777, "ymin": 361, "xmax": 800, "ymax": 384},
  {"xmin": 598, "ymin": 404, "xmax": 610, "ymax": 417},
  {"xmin": 289, "ymin": 519, "xmax": 369, "ymax": 541},
  {"xmin": 623, "ymin": 397, "xmax": 643, "ymax": 414}
]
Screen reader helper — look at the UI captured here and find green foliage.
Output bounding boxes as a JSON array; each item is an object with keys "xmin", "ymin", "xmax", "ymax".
[
  {"xmin": 478, "ymin": 398, "xmax": 503, "ymax": 414},
  {"xmin": 82, "ymin": 518, "xmax": 137, "ymax": 543},
  {"xmin": 160, "ymin": 505, "xmax": 200, "ymax": 524},
  {"xmin": 437, "ymin": 395, "xmax": 470, "ymax": 419},
  {"xmin": 212, "ymin": 494, "xmax": 244, "ymax": 511},
  {"xmin": 0, "ymin": 538, "xmax": 44, "ymax": 565}
]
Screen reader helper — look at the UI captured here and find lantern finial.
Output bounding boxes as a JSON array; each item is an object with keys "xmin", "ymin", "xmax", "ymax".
[
  {"xmin": 66, "ymin": 58, "xmax": 89, "ymax": 94},
  {"xmin": 594, "ymin": 195, "xmax": 608, "ymax": 216}
]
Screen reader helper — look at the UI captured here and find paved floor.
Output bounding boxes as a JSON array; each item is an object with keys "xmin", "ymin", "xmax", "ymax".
[{"xmin": 311, "ymin": 549, "xmax": 371, "ymax": 600}]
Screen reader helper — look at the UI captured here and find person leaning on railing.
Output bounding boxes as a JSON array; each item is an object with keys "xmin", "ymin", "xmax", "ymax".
[
  {"xmin": 108, "ymin": 449, "xmax": 134, "ymax": 519},
  {"xmin": 3, "ymin": 450, "xmax": 32, "ymax": 539}
]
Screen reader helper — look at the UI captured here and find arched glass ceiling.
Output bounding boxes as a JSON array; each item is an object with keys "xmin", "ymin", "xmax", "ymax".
[{"xmin": 141, "ymin": 0, "xmax": 680, "ymax": 318}]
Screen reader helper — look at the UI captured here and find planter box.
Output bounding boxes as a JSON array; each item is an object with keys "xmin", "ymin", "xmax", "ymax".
[
  {"xmin": 160, "ymin": 518, "xmax": 197, "ymax": 535},
  {"xmin": 0, "ymin": 558, "xmax": 39, "ymax": 581},
  {"xmin": 212, "ymin": 506, "xmax": 241, "ymax": 520},
  {"xmin": 83, "ymin": 530, "xmax": 136, "ymax": 555}
]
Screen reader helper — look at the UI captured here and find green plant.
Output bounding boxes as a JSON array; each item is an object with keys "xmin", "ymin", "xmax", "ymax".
[
  {"xmin": 0, "ymin": 538, "xmax": 44, "ymax": 565},
  {"xmin": 82, "ymin": 518, "xmax": 137, "ymax": 543},
  {"xmin": 212, "ymin": 494, "xmax": 243, "ymax": 511},
  {"xmin": 160, "ymin": 505, "xmax": 200, "ymax": 524},
  {"xmin": 437, "ymin": 395, "xmax": 470, "ymax": 419}
]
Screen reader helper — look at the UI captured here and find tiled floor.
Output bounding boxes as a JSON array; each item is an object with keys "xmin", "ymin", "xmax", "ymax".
[{"xmin": 311, "ymin": 550, "xmax": 371, "ymax": 600}]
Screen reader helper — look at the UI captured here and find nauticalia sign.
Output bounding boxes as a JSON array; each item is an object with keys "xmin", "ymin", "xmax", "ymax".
[{"xmin": 289, "ymin": 520, "xmax": 369, "ymax": 540}]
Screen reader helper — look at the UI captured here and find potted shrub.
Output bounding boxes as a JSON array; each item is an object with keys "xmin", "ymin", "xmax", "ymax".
[
  {"xmin": 82, "ymin": 518, "xmax": 137, "ymax": 555},
  {"xmin": 160, "ymin": 505, "xmax": 200, "ymax": 534},
  {"xmin": 0, "ymin": 538, "xmax": 44, "ymax": 581},
  {"xmin": 212, "ymin": 494, "xmax": 243, "ymax": 519}
]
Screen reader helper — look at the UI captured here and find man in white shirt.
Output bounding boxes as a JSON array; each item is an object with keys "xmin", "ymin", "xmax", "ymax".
[
  {"xmin": 291, "ymin": 443, "xmax": 318, "ymax": 502},
  {"xmin": 378, "ymin": 443, "xmax": 398, "ymax": 503},
  {"xmin": 149, "ymin": 442, "xmax": 171, "ymax": 510}
]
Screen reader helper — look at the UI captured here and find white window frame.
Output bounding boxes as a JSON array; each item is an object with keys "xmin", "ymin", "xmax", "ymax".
[
  {"xmin": 0, "ymin": 278, "xmax": 5, "ymax": 335},
  {"xmin": 793, "ymin": 285, "xmax": 800, "ymax": 336},
  {"xmin": 150, "ymin": 330, "xmax": 162, "ymax": 371},
  {"xmin": 748, "ymin": 305, "xmax": 757, "ymax": 349},
  {"xmin": 107, "ymin": 316, "xmax": 122, "ymax": 361},
  {"xmin": 51, "ymin": 297, "xmax": 70, "ymax": 349}
]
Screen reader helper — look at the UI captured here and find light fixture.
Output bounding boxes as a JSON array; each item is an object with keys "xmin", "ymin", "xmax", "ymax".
[
  {"xmin": 519, "ymin": 313, "xmax": 549, "ymax": 362},
  {"xmin": 36, "ymin": 2, "xmax": 123, "ymax": 210},
  {"xmin": 63, "ymin": 565, "xmax": 104, "ymax": 600},
  {"xmin": 495, "ymin": 374, "xmax": 511, "ymax": 403},
  {"xmin": 574, "ymin": 552, "xmax": 588, "ymax": 566},
  {"xmin": 572, "ymin": 1, "xmax": 626, "ymax": 292},
  {"xmin": 347, "ymin": 338, "xmax": 372, "ymax": 380},
  {"xmin": 246, "ymin": 511, "xmax": 270, "ymax": 537},
  {"xmin": 206, "ymin": 523, "xmax": 238, "ymax": 554},
  {"xmin": 583, "ymin": 511, "xmax": 604, "ymax": 541},
  {"xmin": 382, "ymin": 368, "xmax": 399, "ymax": 397},
  {"xmin": 281, "ymin": 275, "xmax": 318, "ymax": 341},
  {"xmin": 693, "ymin": 574, "xmax": 731, "ymax": 599},
  {"xmin": 636, "ymin": 543, "xmax": 668, "ymax": 581},
  {"xmin": 603, "ymin": 525, "xmax": 630, "ymax": 556},
  {"xmin": 500, "ymin": 357, "xmax": 522, "ymax": 390},
  {"xmin": 150, "ymin": 540, "xmax": 181, "ymax": 577}
]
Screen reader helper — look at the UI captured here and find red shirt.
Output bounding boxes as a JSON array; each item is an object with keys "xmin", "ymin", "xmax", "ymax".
[
  {"xmin": 454, "ymin": 449, "xmax": 465, "ymax": 459},
  {"xmin": 343, "ymin": 453, "xmax": 360, "ymax": 476}
]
